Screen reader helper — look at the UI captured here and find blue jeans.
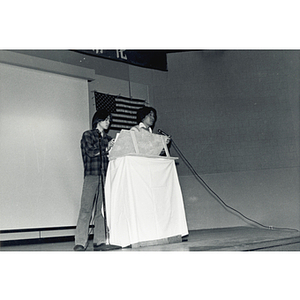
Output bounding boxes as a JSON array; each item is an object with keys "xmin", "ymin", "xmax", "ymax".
[{"xmin": 75, "ymin": 175, "xmax": 105, "ymax": 247}]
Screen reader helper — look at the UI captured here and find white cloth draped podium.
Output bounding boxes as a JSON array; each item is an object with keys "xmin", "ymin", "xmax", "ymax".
[{"xmin": 105, "ymin": 155, "xmax": 189, "ymax": 248}]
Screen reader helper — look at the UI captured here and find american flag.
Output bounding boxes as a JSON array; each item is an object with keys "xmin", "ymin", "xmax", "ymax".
[{"xmin": 94, "ymin": 91, "xmax": 146, "ymax": 130}]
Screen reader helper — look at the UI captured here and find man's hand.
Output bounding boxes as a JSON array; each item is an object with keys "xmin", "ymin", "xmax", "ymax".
[{"xmin": 107, "ymin": 139, "xmax": 115, "ymax": 151}]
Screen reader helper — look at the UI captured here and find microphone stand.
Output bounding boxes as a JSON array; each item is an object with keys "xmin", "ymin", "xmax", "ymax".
[{"xmin": 95, "ymin": 133, "xmax": 121, "ymax": 251}]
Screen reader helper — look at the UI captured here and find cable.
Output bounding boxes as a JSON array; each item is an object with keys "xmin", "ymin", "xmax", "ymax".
[
  {"xmin": 88, "ymin": 192, "xmax": 98, "ymax": 236},
  {"xmin": 170, "ymin": 138, "xmax": 299, "ymax": 233}
]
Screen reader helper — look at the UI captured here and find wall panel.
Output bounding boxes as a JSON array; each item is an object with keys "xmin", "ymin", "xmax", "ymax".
[{"xmin": 0, "ymin": 63, "xmax": 89, "ymax": 231}]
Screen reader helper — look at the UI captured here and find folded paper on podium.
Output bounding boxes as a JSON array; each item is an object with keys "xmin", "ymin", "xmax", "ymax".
[{"xmin": 108, "ymin": 129, "xmax": 171, "ymax": 160}]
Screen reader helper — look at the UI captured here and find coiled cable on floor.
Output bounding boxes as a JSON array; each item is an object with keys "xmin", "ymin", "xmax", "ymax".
[{"xmin": 167, "ymin": 136, "xmax": 299, "ymax": 233}]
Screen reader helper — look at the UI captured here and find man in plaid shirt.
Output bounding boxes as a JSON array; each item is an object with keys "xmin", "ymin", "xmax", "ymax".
[{"xmin": 74, "ymin": 109, "xmax": 115, "ymax": 251}]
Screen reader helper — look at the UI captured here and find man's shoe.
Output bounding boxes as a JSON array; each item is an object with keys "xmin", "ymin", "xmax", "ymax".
[
  {"xmin": 73, "ymin": 245, "xmax": 86, "ymax": 251},
  {"xmin": 93, "ymin": 243, "xmax": 122, "ymax": 251},
  {"xmin": 93, "ymin": 243, "xmax": 104, "ymax": 251}
]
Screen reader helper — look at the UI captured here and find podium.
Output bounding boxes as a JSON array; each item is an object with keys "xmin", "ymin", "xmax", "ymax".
[{"xmin": 104, "ymin": 130, "xmax": 189, "ymax": 248}]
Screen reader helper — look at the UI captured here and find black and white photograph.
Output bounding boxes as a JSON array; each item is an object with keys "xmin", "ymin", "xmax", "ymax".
[{"xmin": 1, "ymin": 1, "xmax": 299, "ymax": 299}]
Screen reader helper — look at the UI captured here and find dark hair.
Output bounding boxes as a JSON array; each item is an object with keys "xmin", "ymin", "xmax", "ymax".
[
  {"xmin": 92, "ymin": 109, "xmax": 111, "ymax": 129},
  {"xmin": 136, "ymin": 106, "xmax": 157, "ymax": 124}
]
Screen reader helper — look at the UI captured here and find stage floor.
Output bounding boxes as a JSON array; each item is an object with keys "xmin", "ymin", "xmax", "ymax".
[{"xmin": 1, "ymin": 226, "xmax": 300, "ymax": 251}]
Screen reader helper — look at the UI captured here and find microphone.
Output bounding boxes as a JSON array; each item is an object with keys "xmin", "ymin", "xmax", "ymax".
[{"xmin": 158, "ymin": 129, "xmax": 171, "ymax": 137}]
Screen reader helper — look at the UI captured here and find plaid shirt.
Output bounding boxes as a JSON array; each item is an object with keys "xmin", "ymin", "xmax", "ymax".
[{"xmin": 81, "ymin": 129, "xmax": 112, "ymax": 177}]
